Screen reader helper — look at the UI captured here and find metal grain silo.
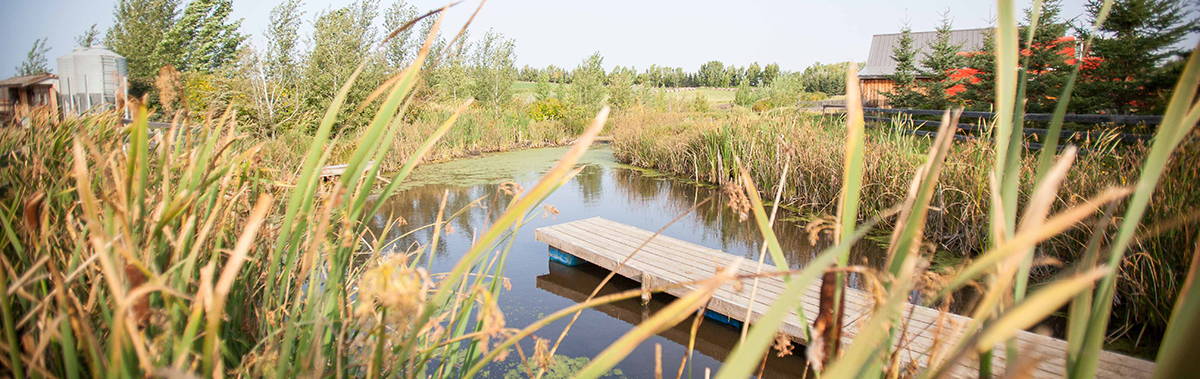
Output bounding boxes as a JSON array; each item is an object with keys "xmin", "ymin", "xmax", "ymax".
[{"xmin": 57, "ymin": 47, "xmax": 128, "ymax": 116}]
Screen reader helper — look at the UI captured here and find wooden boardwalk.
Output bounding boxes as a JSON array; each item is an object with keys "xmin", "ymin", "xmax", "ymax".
[{"xmin": 534, "ymin": 217, "xmax": 1156, "ymax": 378}]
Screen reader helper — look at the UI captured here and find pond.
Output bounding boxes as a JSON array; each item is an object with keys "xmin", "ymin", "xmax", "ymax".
[{"xmin": 371, "ymin": 145, "xmax": 884, "ymax": 377}]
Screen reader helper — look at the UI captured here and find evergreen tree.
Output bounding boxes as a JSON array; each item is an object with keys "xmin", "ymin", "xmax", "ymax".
[
  {"xmin": 76, "ymin": 24, "xmax": 100, "ymax": 48},
  {"xmin": 761, "ymin": 63, "xmax": 781, "ymax": 86},
  {"xmin": 1076, "ymin": 0, "xmax": 1199, "ymax": 113},
  {"xmin": 1016, "ymin": 0, "xmax": 1076, "ymax": 113},
  {"xmin": 15, "ymin": 38, "xmax": 51, "ymax": 76},
  {"xmin": 885, "ymin": 24, "xmax": 923, "ymax": 108},
  {"xmin": 917, "ymin": 11, "xmax": 963, "ymax": 109},
  {"xmin": 106, "ymin": 0, "xmax": 180, "ymax": 96},
  {"xmin": 382, "ymin": 0, "xmax": 418, "ymax": 69},
  {"xmin": 157, "ymin": 0, "xmax": 246, "ymax": 73}
]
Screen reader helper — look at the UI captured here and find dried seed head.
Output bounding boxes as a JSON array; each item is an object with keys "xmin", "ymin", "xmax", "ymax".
[
  {"xmin": 721, "ymin": 182, "xmax": 751, "ymax": 222},
  {"xmin": 354, "ymin": 256, "xmax": 429, "ymax": 330},
  {"xmin": 532, "ymin": 336, "xmax": 553, "ymax": 371},
  {"xmin": 498, "ymin": 182, "xmax": 524, "ymax": 197},
  {"xmin": 773, "ymin": 332, "xmax": 794, "ymax": 357}
]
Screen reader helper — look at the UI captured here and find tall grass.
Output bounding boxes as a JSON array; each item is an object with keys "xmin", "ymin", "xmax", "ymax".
[
  {"xmin": 610, "ymin": 90, "xmax": 1199, "ymax": 352},
  {"xmin": 0, "ymin": 6, "xmax": 596, "ymax": 377}
]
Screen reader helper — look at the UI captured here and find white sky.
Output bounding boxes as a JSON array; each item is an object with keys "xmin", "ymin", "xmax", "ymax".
[{"xmin": 1, "ymin": 0, "xmax": 1197, "ymax": 78}]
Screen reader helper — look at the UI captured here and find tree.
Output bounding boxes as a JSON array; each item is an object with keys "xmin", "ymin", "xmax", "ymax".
[
  {"xmin": 533, "ymin": 71, "xmax": 553, "ymax": 101},
  {"xmin": 761, "ymin": 63, "xmax": 781, "ymax": 86},
  {"xmin": 265, "ymin": 0, "xmax": 303, "ymax": 85},
  {"xmin": 250, "ymin": 0, "xmax": 304, "ymax": 131},
  {"xmin": 469, "ymin": 30, "xmax": 517, "ymax": 106},
  {"xmin": 157, "ymin": 0, "xmax": 246, "ymax": 73},
  {"xmin": 76, "ymin": 24, "xmax": 100, "ymax": 48},
  {"xmin": 300, "ymin": 1, "xmax": 386, "ymax": 134},
  {"xmin": 382, "ymin": 0, "xmax": 418, "ymax": 69},
  {"xmin": 106, "ymin": 0, "xmax": 179, "ymax": 96},
  {"xmin": 917, "ymin": 11, "xmax": 963, "ymax": 109},
  {"xmin": 15, "ymin": 38, "xmax": 51, "ymax": 76},
  {"xmin": 884, "ymin": 24, "xmax": 923, "ymax": 108},
  {"xmin": 565, "ymin": 52, "xmax": 607, "ymax": 119},
  {"xmin": 745, "ymin": 62, "xmax": 762, "ymax": 86},
  {"xmin": 956, "ymin": 0, "xmax": 1097, "ymax": 112},
  {"xmin": 1076, "ymin": 0, "xmax": 1199, "ymax": 114},
  {"xmin": 799, "ymin": 61, "xmax": 852, "ymax": 95},
  {"xmin": 607, "ymin": 66, "xmax": 637, "ymax": 109},
  {"xmin": 697, "ymin": 61, "xmax": 730, "ymax": 87}
]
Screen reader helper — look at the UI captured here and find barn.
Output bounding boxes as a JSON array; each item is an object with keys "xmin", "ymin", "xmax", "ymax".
[{"xmin": 858, "ymin": 28, "xmax": 988, "ymax": 107}]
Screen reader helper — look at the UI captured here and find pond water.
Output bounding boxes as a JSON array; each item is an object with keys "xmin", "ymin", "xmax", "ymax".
[{"xmin": 371, "ymin": 145, "xmax": 883, "ymax": 378}]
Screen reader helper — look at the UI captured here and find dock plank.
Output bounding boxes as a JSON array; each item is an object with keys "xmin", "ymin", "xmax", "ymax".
[{"xmin": 534, "ymin": 217, "xmax": 1155, "ymax": 378}]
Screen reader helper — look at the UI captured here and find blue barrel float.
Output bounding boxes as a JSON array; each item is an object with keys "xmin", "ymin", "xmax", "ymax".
[
  {"xmin": 704, "ymin": 309, "xmax": 744, "ymax": 328},
  {"xmin": 548, "ymin": 246, "xmax": 583, "ymax": 266}
]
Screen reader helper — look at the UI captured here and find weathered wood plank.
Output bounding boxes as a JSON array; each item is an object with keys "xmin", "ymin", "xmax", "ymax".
[{"xmin": 534, "ymin": 217, "xmax": 1155, "ymax": 378}]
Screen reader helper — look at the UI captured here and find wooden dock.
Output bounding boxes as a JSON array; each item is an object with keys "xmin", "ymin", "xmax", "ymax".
[{"xmin": 534, "ymin": 217, "xmax": 1156, "ymax": 378}]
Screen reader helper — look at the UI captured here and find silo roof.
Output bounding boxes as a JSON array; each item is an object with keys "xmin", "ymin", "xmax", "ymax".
[{"xmin": 63, "ymin": 47, "xmax": 125, "ymax": 58}]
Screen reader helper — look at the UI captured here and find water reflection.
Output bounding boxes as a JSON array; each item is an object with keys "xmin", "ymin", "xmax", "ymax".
[{"xmin": 369, "ymin": 145, "xmax": 880, "ymax": 377}]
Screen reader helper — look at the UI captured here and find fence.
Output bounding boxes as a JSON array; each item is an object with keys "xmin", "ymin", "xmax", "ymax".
[{"xmin": 821, "ymin": 105, "xmax": 1156, "ymax": 149}]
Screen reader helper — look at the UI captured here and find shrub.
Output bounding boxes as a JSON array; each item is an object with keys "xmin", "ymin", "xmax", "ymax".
[
  {"xmin": 688, "ymin": 93, "xmax": 710, "ymax": 112},
  {"xmin": 529, "ymin": 98, "xmax": 566, "ymax": 121}
]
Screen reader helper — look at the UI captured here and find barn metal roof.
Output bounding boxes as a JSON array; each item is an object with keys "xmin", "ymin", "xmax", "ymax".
[{"xmin": 859, "ymin": 28, "xmax": 989, "ymax": 78}]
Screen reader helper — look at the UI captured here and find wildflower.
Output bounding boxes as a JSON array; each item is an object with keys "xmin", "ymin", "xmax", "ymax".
[{"xmin": 1057, "ymin": 46, "xmax": 1076, "ymax": 57}]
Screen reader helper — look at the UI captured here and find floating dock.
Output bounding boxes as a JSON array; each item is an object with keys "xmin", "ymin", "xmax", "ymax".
[{"xmin": 535, "ymin": 217, "xmax": 1155, "ymax": 378}]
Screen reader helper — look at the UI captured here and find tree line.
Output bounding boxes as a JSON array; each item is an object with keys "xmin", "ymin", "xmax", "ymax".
[
  {"xmin": 516, "ymin": 61, "xmax": 800, "ymax": 89},
  {"xmin": 885, "ymin": 0, "xmax": 1196, "ymax": 115}
]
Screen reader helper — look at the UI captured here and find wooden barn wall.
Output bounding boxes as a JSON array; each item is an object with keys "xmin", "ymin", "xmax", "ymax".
[{"xmin": 860, "ymin": 78, "xmax": 894, "ymax": 108}]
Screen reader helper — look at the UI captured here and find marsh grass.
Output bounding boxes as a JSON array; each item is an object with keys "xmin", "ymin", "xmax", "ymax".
[{"xmin": 610, "ymin": 97, "xmax": 1199, "ymax": 350}]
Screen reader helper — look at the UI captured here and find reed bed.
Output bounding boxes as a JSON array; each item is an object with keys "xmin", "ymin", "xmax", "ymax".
[{"xmin": 610, "ymin": 103, "xmax": 1199, "ymax": 351}]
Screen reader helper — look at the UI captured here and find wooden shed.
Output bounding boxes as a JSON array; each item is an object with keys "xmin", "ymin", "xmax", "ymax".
[
  {"xmin": 858, "ymin": 28, "xmax": 988, "ymax": 107},
  {"xmin": 0, "ymin": 73, "xmax": 59, "ymax": 122}
]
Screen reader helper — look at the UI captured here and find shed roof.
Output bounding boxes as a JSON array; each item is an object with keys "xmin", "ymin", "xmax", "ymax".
[
  {"xmin": 859, "ymin": 28, "xmax": 989, "ymax": 78},
  {"xmin": 0, "ymin": 73, "xmax": 57, "ymax": 88}
]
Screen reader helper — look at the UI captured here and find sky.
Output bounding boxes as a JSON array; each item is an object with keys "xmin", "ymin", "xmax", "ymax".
[{"xmin": 1, "ymin": 0, "xmax": 1197, "ymax": 78}]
